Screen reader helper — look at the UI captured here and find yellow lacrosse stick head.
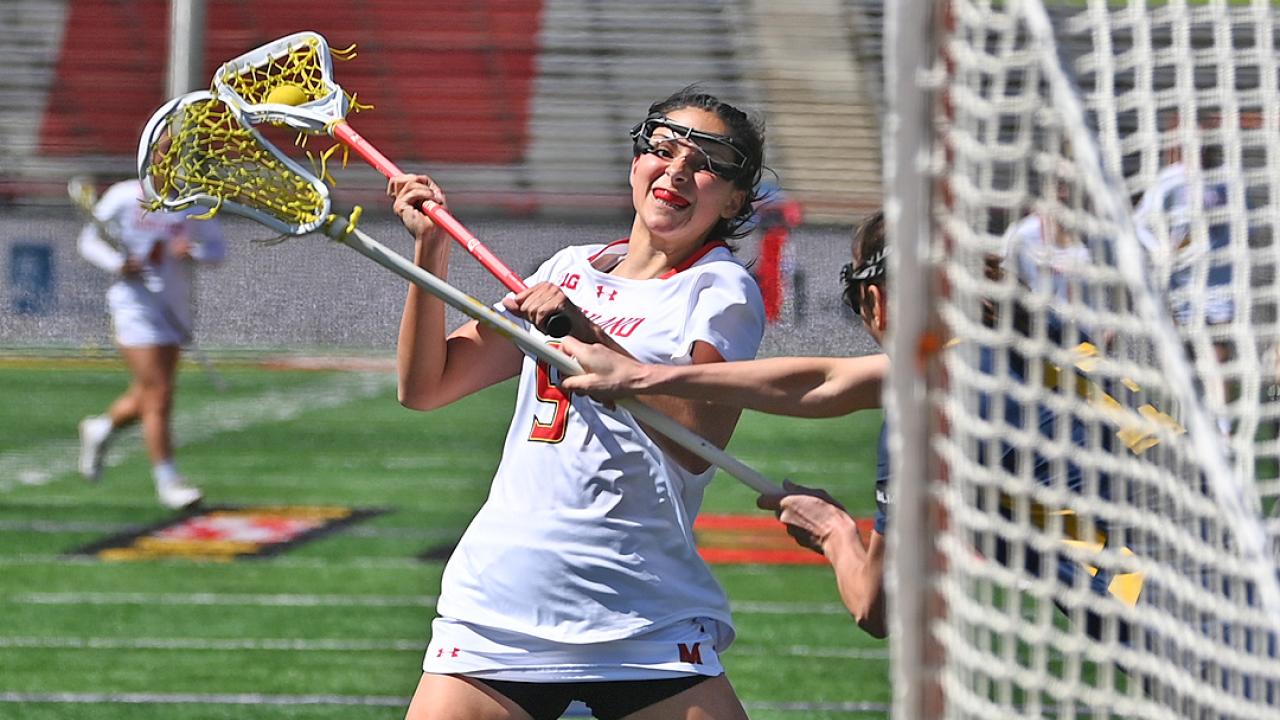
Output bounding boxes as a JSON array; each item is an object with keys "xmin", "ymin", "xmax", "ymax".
[{"xmin": 137, "ymin": 90, "xmax": 332, "ymax": 236}]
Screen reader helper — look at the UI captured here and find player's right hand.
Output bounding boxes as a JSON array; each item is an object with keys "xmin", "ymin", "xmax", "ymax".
[
  {"xmin": 169, "ymin": 235, "xmax": 194, "ymax": 261},
  {"xmin": 120, "ymin": 255, "xmax": 146, "ymax": 277},
  {"xmin": 388, "ymin": 173, "xmax": 448, "ymax": 246},
  {"xmin": 504, "ymin": 283, "xmax": 587, "ymax": 340}
]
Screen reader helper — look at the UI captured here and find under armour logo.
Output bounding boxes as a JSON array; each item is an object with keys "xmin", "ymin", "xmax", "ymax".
[
  {"xmin": 435, "ymin": 647, "xmax": 461, "ymax": 658},
  {"xmin": 596, "ymin": 286, "xmax": 618, "ymax": 301}
]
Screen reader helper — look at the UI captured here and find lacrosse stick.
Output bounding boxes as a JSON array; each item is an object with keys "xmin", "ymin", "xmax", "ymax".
[
  {"xmin": 68, "ymin": 174, "xmax": 228, "ymax": 392},
  {"xmin": 139, "ymin": 90, "xmax": 780, "ymax": 495},
  {"xmin": 210, "ymin": 31, "xmax": 572, "ymax": 338}
]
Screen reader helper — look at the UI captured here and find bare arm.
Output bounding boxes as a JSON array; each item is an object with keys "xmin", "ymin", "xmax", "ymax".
[
  {"xmin": 560, "ymin": 337, "xmax": 887, "ymax": 418},
  {"xmin": 393, "ymin": 174, "xmax": 523, "ymax": 410},
  {"xmin": 629, "ymin": 341, "xmax": 743, "ymax": 474},
  {"xmin": 828, "ymin": 523, "xmax": 887, "ymax": 638},
  {"xmin": 77, "ymin": 221, "xmax": 126, "ymax": 274},
  {"xmin": 759, "ymin": 482, "xmax": 887, "ymax": 637}
]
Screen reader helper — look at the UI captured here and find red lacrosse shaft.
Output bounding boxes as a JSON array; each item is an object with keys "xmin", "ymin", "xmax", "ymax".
[{"xmin": 331, "ymin": 121, "xmax": 528, "ymax": 294}]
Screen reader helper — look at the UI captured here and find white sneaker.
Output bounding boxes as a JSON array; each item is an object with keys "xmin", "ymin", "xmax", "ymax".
[
  {"xmin": 77, "ymin": 416, "xmax": 112, "ymax": 483},
  {"xmin": 156, "ymin": 476, "xmax": 203, "ymax": 511}
]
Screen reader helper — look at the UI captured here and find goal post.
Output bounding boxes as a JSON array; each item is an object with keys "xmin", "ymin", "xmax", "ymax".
[{"xmin": 884, "ymin": 1, "xmax": 1280, "ymax": 718}]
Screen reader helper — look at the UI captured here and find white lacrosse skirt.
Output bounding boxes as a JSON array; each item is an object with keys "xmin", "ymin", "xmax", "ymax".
[
  {"xmin": 109, "ymin": 284, "xmax": 189, "ymax": 347},
  {"xmin": 423, "ymin": 615, "xmax": 724, "ymax": 681}
]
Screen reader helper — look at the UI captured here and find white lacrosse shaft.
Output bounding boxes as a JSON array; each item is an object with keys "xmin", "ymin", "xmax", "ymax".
[{"xmin": 321, "ymin": 215, "xmax": 781, "ymax": 495}]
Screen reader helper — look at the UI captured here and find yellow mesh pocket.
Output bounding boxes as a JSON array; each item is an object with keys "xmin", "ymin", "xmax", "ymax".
[
  {"xmin": 216, "ymin": 34, "xmax": 342, "ymax": 107},
  {"xmin": 139, "ymin": 91, "xmax": 331, "ymax": 236}
]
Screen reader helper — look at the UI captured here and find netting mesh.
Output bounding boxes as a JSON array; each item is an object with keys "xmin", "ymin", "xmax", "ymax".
[
  {"xmin": 211, "ymin": 30, "xmax": 369, "ymax": 144},
  {"xmin": 141, "ymin": 92, "xmax": 330, "ymax": 236},
  {"xmin": 215, "ymin": 34, "xmax": 339, "ymax": 107},
  {"xmin": 893, "ymin": 1, "xmax": 1280, "ymax": 717}
]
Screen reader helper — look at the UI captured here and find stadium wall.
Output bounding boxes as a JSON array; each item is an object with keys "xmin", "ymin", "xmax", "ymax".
[{"xmin": 0, "ymin": 210, "xmax": 882, "ymax": 359}]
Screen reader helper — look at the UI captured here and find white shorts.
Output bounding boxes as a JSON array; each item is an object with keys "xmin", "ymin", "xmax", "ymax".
[
  {"xmin": 111, "ymin": 304, "xmax": 186, "ymax": 347},
  {"xmin": 423, "ymin": 616, "xmax": 724, "ymax": 682}
]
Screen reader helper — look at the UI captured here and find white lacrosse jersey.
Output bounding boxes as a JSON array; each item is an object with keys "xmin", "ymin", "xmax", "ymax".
[
  {"xmin": 435, "ymin": 239, "xmax": 766, "ymax": 652},
  {"xmin": 1133, "ymin": 163, "xmax": 1234, "ymax": 324},
  {"xmin": 1000, "ymin": 214, "xmax": 1090, "ymax": 305},
  {"xmin": 77, "ymin": 179, "xmax": 226, "ymax": 338}
]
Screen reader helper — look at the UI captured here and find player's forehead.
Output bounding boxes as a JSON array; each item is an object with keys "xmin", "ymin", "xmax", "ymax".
[{"xmin": 657, "ymin": 106, "xmax": 732, "ymax": 137}]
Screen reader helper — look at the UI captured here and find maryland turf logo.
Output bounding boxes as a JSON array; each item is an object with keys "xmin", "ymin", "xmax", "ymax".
[
  {"xmin": 693, "ymin": 514, "xmax": 871, "ymax": 565},
  {"xmin": 71, "ymin": 505, "xmax": 383, "ymax": 561},
  {"xmin": 420, "ymin": 513, "xmax": 875, "ymax": 566}
]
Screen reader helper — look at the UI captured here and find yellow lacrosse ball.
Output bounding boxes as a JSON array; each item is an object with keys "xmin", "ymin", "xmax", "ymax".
[{"xmin": 265, "ymin": 84, "xmax": 308, "ymax": 106}]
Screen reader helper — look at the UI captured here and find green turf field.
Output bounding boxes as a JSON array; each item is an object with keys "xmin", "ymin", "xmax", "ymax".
[{"xmin": 0, "ymin": 360, "xmax": 888, "ymax": 719}]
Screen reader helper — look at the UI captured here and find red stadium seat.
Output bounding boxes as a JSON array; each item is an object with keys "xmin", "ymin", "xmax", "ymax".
[{"xmin": 39, "ymin": 0, "xmax": 542, "ymax": 165}]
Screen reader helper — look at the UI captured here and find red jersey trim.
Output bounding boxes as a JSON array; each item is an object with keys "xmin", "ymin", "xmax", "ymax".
[
  {"xmin": 660, "ymin": 241, "xmax": 729, "ymax": 278},
  {"xmin": 587, "ymin": 238, "xmax": 631, "ymax": 263}
]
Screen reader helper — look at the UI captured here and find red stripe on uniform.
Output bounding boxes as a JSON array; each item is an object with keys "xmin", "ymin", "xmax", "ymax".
[{"xmin": 659, "ymin": 241, "xmax": 729, "ymax": 278}]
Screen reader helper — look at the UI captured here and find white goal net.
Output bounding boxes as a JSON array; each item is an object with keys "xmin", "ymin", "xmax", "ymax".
[{"xmin": 884, "ymin": 1, "xmax": 1280, "ymax": 718}]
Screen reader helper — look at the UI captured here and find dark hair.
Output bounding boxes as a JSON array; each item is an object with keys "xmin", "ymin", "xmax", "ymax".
[
  {"xmin": 643, "ymin": 85, "xmax": 767, "ymax": 242},
  {"xmin": 840, "ymin": 210, "xmax": 887, "ymax": 315}
]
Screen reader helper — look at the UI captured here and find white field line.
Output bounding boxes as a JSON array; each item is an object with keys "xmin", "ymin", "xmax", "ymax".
[
  {"xmin": 5, "ymin": 590, "xmax": 848, "ymax": 615},
  {"xmin": 193, "ymin": 474, "xmax": 487, "ymax": 491},
  {"xmin": 0, "ymin": 553, "xmax": 430, "ymax": 570},
  {"xmin": 747, "ymin": 700, "xmax": 890, "ymax": 714},
  {"xmin": 0, "ymin": 519, "xmax": 463, "ymax": 541},
  {"xmin": 0, "ymin": 692, "xmax": 405, "ymax": 707},
  {"xmin": 0, "ymin": 636, "xmax": 425, "ymax": 652},
  {"xmin": 0, "ymin": 692, "xmax": 888, "ymax": 715},
  {"xmin": 0, "ymin": 519, "xmax": 133, "ymax": 533},
  {"xmin": 0, "ymin": 635, "xmax": 888, "ymax": 660},
  {"xmin": 10, "ymin": 592, "xmax": 437, "ymax": 608},
  {"xmin": 0, "ymin": 372, "xmax": 395, "ymax": 491}
]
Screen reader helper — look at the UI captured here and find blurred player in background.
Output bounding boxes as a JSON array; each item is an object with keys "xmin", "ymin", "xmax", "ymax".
[
  {"xmin": 562, "ymin": 211, "xmax": 892, "ymax": 638},
  {"xmin": 392, "ymin": 87, "xmax": 767, "ymax": 720},
  {"xmin": 752, "ymin": 182, "xmax": 803, "ymax": 324},
  {"xmin": 1001, "ymin": 211, "xmax": 1090, "ymax": 307},
  {"xmin": 76, "ymin": 178, "xmax": 226, "ymax": 510},
  {"xmin": 1134, "ymin": 142, "xmax": 1232, "ymax": 328},
  {"xmin": 1134, "ymin": 141, "xmax": 1235, "ymax": 435}
]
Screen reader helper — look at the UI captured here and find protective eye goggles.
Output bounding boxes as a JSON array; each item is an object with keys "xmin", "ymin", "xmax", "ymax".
[
  {"xmin": 630, "ymin": 116, "xmax": 751, "ymax": 182},
  {"xmin": 839, "ymin": 247, "xmax": 889, "ymax": 310}
]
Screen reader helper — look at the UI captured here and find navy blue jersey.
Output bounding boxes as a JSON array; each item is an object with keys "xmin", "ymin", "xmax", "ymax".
[
  {"xmin": 871, "ymin": 315, "xmax": 1116, "ymax": 601},
  {"xmin": 873, "ymin": 423, "xmax": 891, "ymax": 536}
]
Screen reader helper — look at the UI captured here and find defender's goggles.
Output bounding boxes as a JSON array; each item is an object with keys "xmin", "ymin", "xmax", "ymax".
[
  {"xmin": 630, "ymin": 116, "xmax": 751, "ymax": 182},
  {"xmin": 840, "ymin": 247, "xmax": 889, "ymax": 310}
]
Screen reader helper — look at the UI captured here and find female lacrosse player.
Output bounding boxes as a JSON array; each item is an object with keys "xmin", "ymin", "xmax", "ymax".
[
  {"xmin": 392, "ymin": 87, "xmax": 766, "ymax": 720},
  {"xmin": 76, "ymin": 178, "xmax": 225, "ymax": 510}
]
